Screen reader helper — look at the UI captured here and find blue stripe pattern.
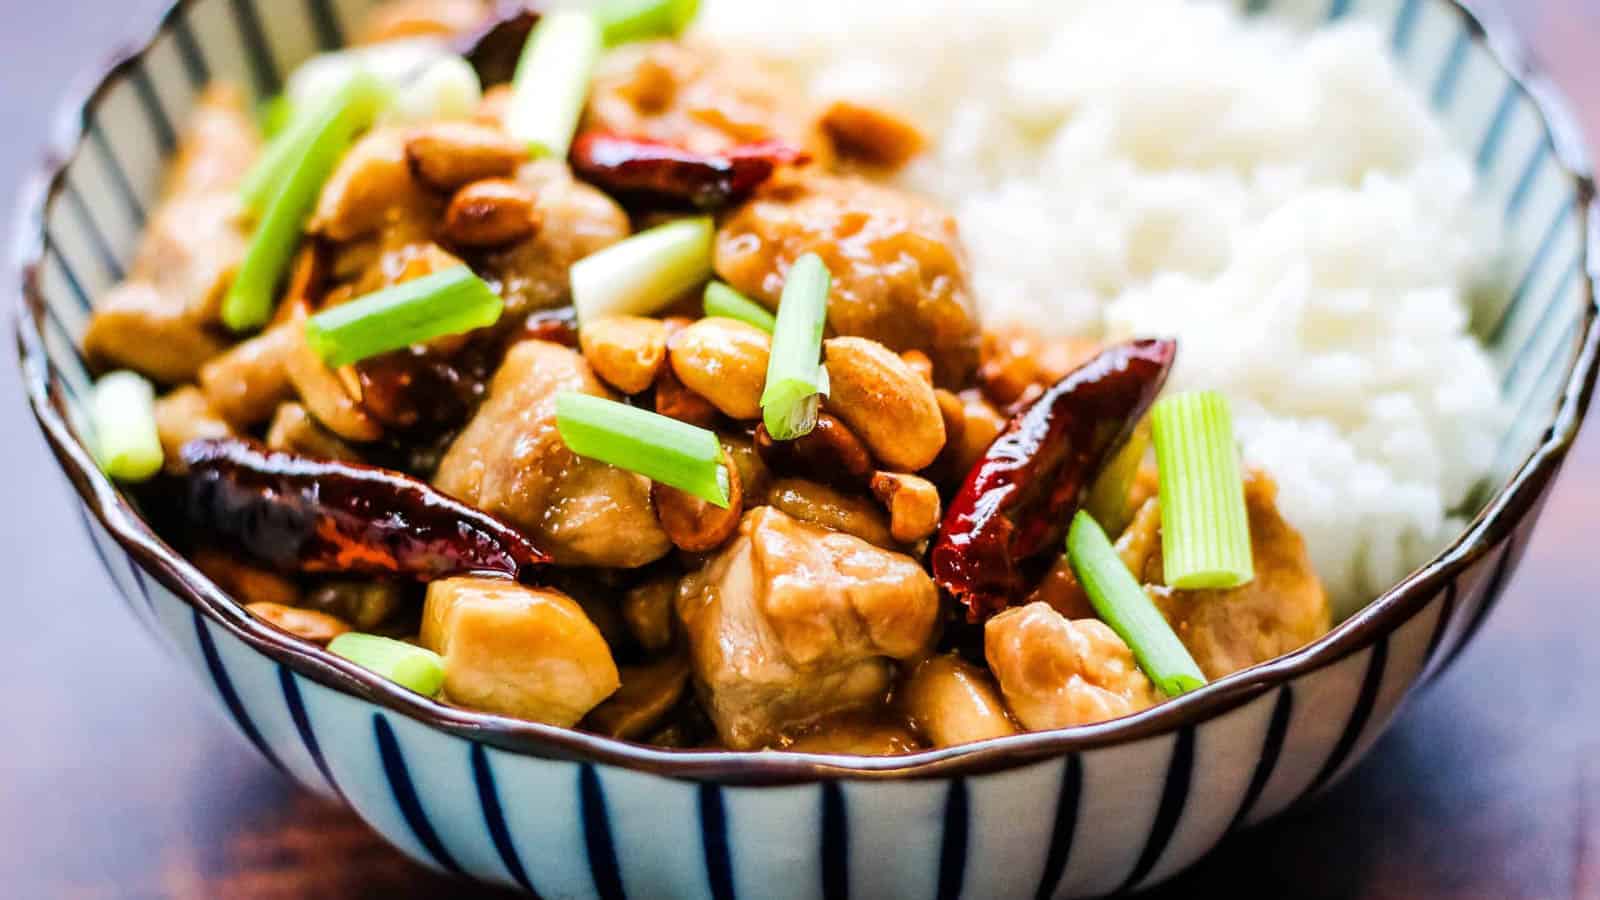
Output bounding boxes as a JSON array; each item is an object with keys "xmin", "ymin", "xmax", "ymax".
[
  {"xmin": 700, "ymin": 784, "xmax": 737, "ymax": 900},
  {"xmin": 1476, "ymin": 81, "xmax": 1521, "ymax": 172},
  {"xmin": 1430, "ymin": 26, "xmax": 1471, "ymax": 109},
  {"xmin": 374, "ymin": 714, "xmax": 463, "ymax": 875},
  {"xmin": 1492, "ymin": 202, "xmax": 1576, "ymax": 343},
  {"xmin": 170, "ymin": 12, "xmax": 210, "ymax": 85},
  {"xmin": 470, "ymin": 744, "xmax": 540, "ymax": 896},
  {"xmin": 62, "ymin": 181, "xmax": 125, "ymax": 282},
  {"xmin": 1438, "ymin": 535, "xmax": 1520, "ymax": 674},
  {"xmin": 1034, "ymin": 755, "xmax": 1082, "ymax": 900},
  {"xmin": 226, "ymin": 0, "xmax": 282, "ymax": 95},
  {"xmin": 936, "ymin": 780, "xmax": 969, "ymax": 900},
  {"xmin": 580, "ymin": 764, "xmax": 626, "ymax": 900},
  {"xmin": 1303, "ymin": 637, "xmax": 1390, "ymax": 798},
  {"xmin": 42, "ymin": 236, "xmax": 91, "ymax": 312},
  {"xmin": 1227, "ymin": 687, "xmax": 1295, "ymax": 833},
  {"xmin": 1392, "ymin": 0, "xmax": 1422, "ymax": 53},
  {"xmin": 1500, "ymin": 259, "xmax": 1581, "ymax": 389},
  {"xmin": 129, "ymin": 62, "xmax": 177, "ymax": 154},
  {"xmin": 820, "ymin": 782, "xmax": 849, "ymax": 900},
  {"xmin": 86, "ymin": 123, "xmax": 146, "ymax": 225},
  {"xmin": 1420, "ymin": 583, "xmax": 1460, "ymax": 675},
  {"xmin": 306, "ymin": 0, "xmax": 345, "ymax": 50},
  {"xmin": 193, "ymin": 609, "xmax": 285, "ymax": 773},
  {"xmin": 1326, "ymin": 0, "xmax": 1352, "ymax": 22},
  {"xmin": 1507, "ymin": 139, "xmax": 1552, "ymax": 221},
  {"xmin": 1117, "ymin": 727, "xmax": 1196, "ymax": 893},
  {"xmin": 278, "ymin": 667, "xmax": 341, "ymax": 798}
]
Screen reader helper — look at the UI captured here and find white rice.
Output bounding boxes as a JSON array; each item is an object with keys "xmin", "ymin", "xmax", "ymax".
[{"xmin": 692, "ymin": 0, "xmax": 1506, "ymax": 617}]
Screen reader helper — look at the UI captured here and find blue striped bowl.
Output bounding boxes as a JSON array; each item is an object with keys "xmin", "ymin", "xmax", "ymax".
[{"xmin": 13, "ymin": 0, "xmax": 1600, "ymax": 896}]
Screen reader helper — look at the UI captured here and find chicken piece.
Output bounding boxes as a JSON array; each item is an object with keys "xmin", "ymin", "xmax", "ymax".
[
  {"xmin": 676, "ymin": 507, "xmax": 940, "ymax": 749},
  {"xmin": 434, "ymin": 341, "xmax": 672, "ymax": 568},
  {"xmin": 765, "ymin": 478, "xmax": 895, "ymax": 549},
  {"xmin": 132, "ymin": 192, "xmax": 252, "ymax": 327},
  {"xmin": 283, "ymin": 305, "xmax": 384, "ymax": 443},
  {"xmin": 83, "ymin": 282, "xmax": 231, "ymax": 384},
  {"xmin": 166, "ymin": 84, "xmax": 262, "ymax": 197},
  {"xmin": 422, "ymin": 577, "xmax": 620, "ymax": 726},
  {"xmin": 622, "ymin": 574, "xmax": 679, "ymax": 653},
  {"xmin": 265, "ymin": 403, "xmax": 363, "ymax": 462},
  {"xmin": 584, "ymin": 654, "xmax": 692, "ymax": 741},
  {"xmin": 197, "ymin": 321, "xmax": 297, "ymax": 427},
  {"xmin": 477, "ymin": 161, "xmax": 631, "ymax": 316},
  {"xmin": 985, "ymin": 602, "xmax": 1159, "ymax": 731},
  {"xmin": 310, "ymin": 128, "xmax": 434, "ymax": 243},
  {"xmin": 153, "ymin": 386, "xmax": 232, "ymax": 473},
  {"xmin": 716, "ymin": 173, "xmax": 980, "ymax": 384},
  {"xmin": 1122, "ymin": 473, "xmax": 1332, "ymax": 680},
  {"xmin": 586, "ymin": 39, "xmax": 825, "ymax": 157},
  {"xmin": 901, "ymin": 654, "xmax": 1018, "ymax": 748},
  {"xmin": 359, "ymin": 0, "xmax": 488, "ymax": 44}
]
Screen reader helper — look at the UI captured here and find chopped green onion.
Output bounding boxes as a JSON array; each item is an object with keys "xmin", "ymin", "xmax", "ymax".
[
  {"xmin": 1151, "ymin": 390, "xmax": 1254, "ymax": 590},
  {"xmin": 304, "ymin": 265, "xmax": 504, "ymax": 367},
  {"xmin": 328, "ymin": 633, "xmax": 446, "ymax": 697},
  {"xmin": 258, "ymin": 95, "xmax": 294, "ymax": 139},
  {"xmin": 505, "ymin": 10, "xmax": 602, "ymax": 158},
  {"xmin": 1085, "ymin": 418, "xmax": 1151, "ymax": 537},
  {"xmin": 703, "ymin": 281, "xmax": 776, "ymax": 333},
  {"xmin": 389, "ymin": 56, "xmax": 482, "ymax": 124},
  {"xmin": 1067, "ymin": 511, "xmax": 1207, "ymax": 698},
  {"xmin": 595, "ymin": 0, "xmax": 701, "ymax": 46},
  {"xmin": 225, "ymin": 73, "xmax": 389, "ymax": 332},
  {"xmin": 239, "ymin": 124, "xmax": 304, "ymax": 217},
  {"xmin": 91, "ymin": 371, "xmax": 163, "ymax": 482},
  {"xmin": 571, "ymin": 217, "xmax": 714, "ymax": 324},
  {"xmin": 556, "ymin": 392, "xmax": 730, "ymax": 507},
  {"xmin": 760, "ymin": 253, "xmax": 831, "ymax": 440}
]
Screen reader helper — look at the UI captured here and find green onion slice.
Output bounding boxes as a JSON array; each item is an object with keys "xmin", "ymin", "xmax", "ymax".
[
  {"xmin": 760, "ymin": 253, "xmax": 831, "ymax": 440},
  {"xmin": 226, "ymin": 72, "xmax": 389, "ymax": 332},
  {"xmin": 258, "ymin": 94, "xmax": 294, "ymax": 139},
  {"xmin": 304, "ymin": 265, "xmax": 504, "ymax": 367},
  {"xmin": 703, "ymin": 281, "xmax": 776, "ymax": 333},
  {"xmin": 571, "ymin": 217, "xmax": 714, "ymax": 324},
  {"xmin": 1084, "ymin": 417, "xmax": 1151, "ymax": 538},
  {"xmin": 328, "ymin": 633, "xmax": 446, "ymax": 697},
  {"xmin": 505, "ymin": 10, "xmax": 602, "ymax": 158},
  {"xmin": 1067, "ymin": 511, "xmax": 1207, "ymax": 698},
  {"xmin": 595, "ymin": 0, "xmax": 701, "ymax": 46},
  {"xmin": 91, "ymin": 371, "xmax": 163, "ymax": 483},
  {"xmin": 556, "ymin": 392, "xmax": 730, "ymax": 508},
  {"xmin": 1151, "ymin": 390, "xmax": 1254, "ymax": 590}
]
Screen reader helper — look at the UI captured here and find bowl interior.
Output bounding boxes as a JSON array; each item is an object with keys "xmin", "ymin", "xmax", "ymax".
[{"xmin": 13, "ymin": 0, "xmax": 1599, "ymax": 775}]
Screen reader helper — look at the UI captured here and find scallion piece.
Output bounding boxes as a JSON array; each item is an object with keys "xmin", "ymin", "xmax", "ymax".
[
  {"xmin": 1084, "ymin": 418, "xmax": 1151, "ymax": 537},
  {"xmin": 571, "ymin": 217, "xmax": 714, "ymax": 324},
  {"xmin": 1067, "ymin": 511, "xmax": 1207, "ymax": 698},
  {"xmin": 760, "ymin": 253, "xmax": 831, "ymax": 440},
  {"xmin": 328, "ymin": 633, "xmax": 446, "ymax": 697},
  {"xmin": 225, "ymin": 73, "xmax": 388, "ymax": 332},
  {"xmin": 304, "ymin": 266, "xmax": 504, "ymax": 367},
  {"xmin": 595, "ymin": 0, "xmax": 701, "ymax": 46},
  {"xmin": 504, "ymin": 10, "xmax": 602, "ymax": 158},
  {"xmin": 90, "ymin": 371, "xmax": 163, "ymax": 483},
  {"xmin": 704, "ymin": 281, "xmax": 776, "ymax": 333},
  {"xmin": 556, "ymin": 392, "xmax": 730, "ymax": 508},
  {"xmin": 1151, "ymin": 390, "xmax": 1254, "ymax": 590},
  {"xmin": 258, "ymin": 94, "xmax": 294, "ymax": 139}
]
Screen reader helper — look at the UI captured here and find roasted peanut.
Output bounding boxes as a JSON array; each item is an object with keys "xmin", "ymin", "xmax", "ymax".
[
  {"xmin": 153, "ymin": 386, "xmax": 232, "ymax": 473},
  {"xmin": 823, "ymin": 336, "xmax": 946, "ymax": 472},
  {"xmin": 870, "ymin": 471, "xmax": 943, "ymax": 544},
  {"xmin": 902, "ymin": 654, "xmax": 1018, "ymax": 748},
  {"xmin": 310, "ymin": 129, "xmax": 424, "ymax": 241},
  {"xmin": 979, "ymin": 329, "xmax": 1103, "ymax": 406},
  {"xmin": 721, "ymin": 433, "xmax": 771, "ymax": 502},
  {"xmin": 358, "ymin": 0, "xmax": 487, "ymax": 44},
  {"xmin": 198, "ymin": 322, "xmax": 298, "ymax": 428},
  {"xmin": 405, "ymin": 121, "xmax": 527, "ymax": 190},
  {"xmin": 901, "ymin": 349, "xmax": 935, "ymax": 385},
  {"xmin": 820, "ymin": 99, "xmax": 928, "ymax": 170},
  {"xmin": 654, "ymin": 364, "xmax": 720, "ymax": 429},
  {"xmin": 442, "ymin": 178, "xmax": 541, "ymax": 248},
  {"xmin": 668, "ymin": 318, "xmax": 772, "ymax": 420},
  {"xmin": 953, "ymin": 388, "xmax": 1006, "ymax": 473},
  {"xmin": 266, "ymin": 402, "xmax": 363, "ymax": 462},
  {"xmin": 766, "ymin": 478, "xmax": 894, "ymax": 549},
  {"xmin": 580, "ymin": 315, "xmax": 669, "ymax": 395},
  {"xmin": 623, "ymin": 574, "xmax": 679, "ymax": 653},
  {"xmin": 653, "ymin": 457, "xmax": 744, "ymax": 552},
  {"xmin": 754, "ymin": 414, "xmax": 872, "ymax": 490},
  {"xmin": 191, "ymin": 548, "xmax": 300, "ymax": 607},
  {"xmin": 283, "ymin": 305, "xmax": 383, "ymax": 443},
  {"xmin": 247, "ymin": 602, "xmax": 350, "ymax": 645}
]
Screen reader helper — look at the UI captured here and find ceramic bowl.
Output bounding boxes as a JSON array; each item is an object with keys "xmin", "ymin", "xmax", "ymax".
[{"xmin": 14, "ymin": 0, "xmax": 1599, "ymax": 896}]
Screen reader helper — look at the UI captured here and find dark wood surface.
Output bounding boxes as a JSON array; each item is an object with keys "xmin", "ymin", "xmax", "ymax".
[{"xmin": 3, "ymin": 1, "xmax": 1598, "ymax": 897}]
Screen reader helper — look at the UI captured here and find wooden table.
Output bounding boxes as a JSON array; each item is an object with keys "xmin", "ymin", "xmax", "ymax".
[{"xmin": 3, "ymin": 1, "xmax": 1597, "ymax": 896}]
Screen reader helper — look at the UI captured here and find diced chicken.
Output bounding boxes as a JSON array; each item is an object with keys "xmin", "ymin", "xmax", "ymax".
[
  {"xmin": 166, "ymin": 84, "xmax": 262, "ymax": 199},
  {"xmin": 985, "ymin": 602, "xmax": 1159, "ymax": 731},
  {"xmin": 764, "ymin": 478, "xmax": 895, "ymax": 549},
  {"xmin": 434, "ymin": 340, "xmax": 672, "ymax": 568},
  {"xmin": 1123, "ymin": 473, "xmax": 1332, "ymax": 680},
  {"xmin": 477, "ymin": 161, "xmax": 631, "ymax": 316},
  {"xmin": 622, "ymin": 574, "xmax": 679, "ymax": 653},
  {"xmin": 152, "ymin": 386, "xmax": 232, "ymax": 473},
  {"xmin": 676, "ymin": 507, "xmax": 941, "ymax": 749},
  {"xmin": 283, "ymin": 305, "xmax": 383, "ymax": 443},
  {"xmin": 421, "ymin": 576, "xmax": 621, "ymax": 726},
  {"xmin": 715, "ymin": 173, "xmax": 980, "ymax": 384},
  {"xmin": 310, "ymin": 128, "xmax": 434, "ymax": 243},
  {"xmin": 197, "ymin": 321, "xmax": 297, "ymax": 427},
  {"xmin": 83, "ymin": 282, "xmax": 230, "ymax": 384},
  {"xmin": 901, "ymin": 654, "xmax": 1018, "ymax": 748},
  {"xmin": 586, "ymin": 40, "xmax": 825, "ymax": 157},
  {"xmin": 265, "ymin": 403, "xmax": 363, "ymax": 462},
  {"xmin": 585, "ymin": 655, "xmax": 692, "ymax": 740}
]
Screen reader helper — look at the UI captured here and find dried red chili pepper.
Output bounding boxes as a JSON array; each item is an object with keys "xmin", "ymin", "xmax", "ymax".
[
  {"xmin": 931, "ymin": 339, "xmax": 1177, "ymax": 623},
  {"xmin": 570, "ymin": 133, "xmax": 809, "ymax": 209},
  {"xmin": 180, "ymin": 438, "xmax": 548, "ymax": 581}
]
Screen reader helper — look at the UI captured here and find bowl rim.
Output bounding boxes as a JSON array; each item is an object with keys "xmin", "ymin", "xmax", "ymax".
[{"xmin": 12, "ymin": 0, "xmax": 1600, "ymax": 785}]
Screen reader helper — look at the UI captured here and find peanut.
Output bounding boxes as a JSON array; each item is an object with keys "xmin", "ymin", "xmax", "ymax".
[
  {"xmin": 652, "ymin": 456, "xmax": 744, "ymax": 553},
  {"xmin": 580, "ymin": 316, "xmax": 669, "ymax": 395},
  {"xmin": 443, "ymin": 178, "xmax": 541, "ymax": 248},
  {"xmin": 405, "ymin": 121, "xmax": 527, "ymax": 190},
  {"xmin": 870, "ymin": 471, "xmax": 943, "ymax": 544},
  {"xmin": 247, "ymin": 602, "xmax": 350, "ymax": 645},
  {"xmin": 668, "ymin": 318, "xmax": 772, "ymax": 421},
  {"xmin": 823, "ymin": 336, "xmax": 946, "ymax": 472}
]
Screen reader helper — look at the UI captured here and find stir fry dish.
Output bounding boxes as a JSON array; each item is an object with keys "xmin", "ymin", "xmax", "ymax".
[{"xmin": 80, "ymin": 0, "xmax": 1334, "ymax": 754}]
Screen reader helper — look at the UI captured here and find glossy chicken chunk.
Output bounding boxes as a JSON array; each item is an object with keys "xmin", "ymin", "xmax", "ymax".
[
  {"xmin": 586, "ymin": 39, "xmax": 823, "ymax": 156},
  {"xmin": 676, "ymin": 507, "xmax": 941, "ymax": 749},
  {"xmin": 421, "ymin": 577, "xmax": 620, "ymax": 727},
  {"xmin": 1124, "ymin": 473, "xmax": 1332, "ymax": 680},
  {"xmin": 478, "ymin": 160, "xmax": 631, "ymax": 316},
  {"xmin": 985, "ymin": 602, "xmax": 1159, "ymax": 731},
  {"xmin": 902, "ymin": 654, "xmax": 1018, "ymax": 748},
  {"xmin": 715, "ymin": 174, "xmax": 980, "ymax": 384},
  {"xmin": 434, "ymin": 340, "xmax": 673, "ymax": 568}
]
